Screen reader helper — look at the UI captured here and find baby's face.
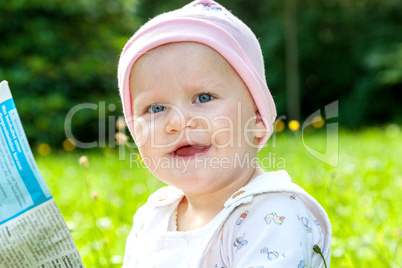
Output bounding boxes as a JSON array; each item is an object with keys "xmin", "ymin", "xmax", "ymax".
[{"xmin": 130, "ymin": 42, "xmax": 266, "ymax": 195}]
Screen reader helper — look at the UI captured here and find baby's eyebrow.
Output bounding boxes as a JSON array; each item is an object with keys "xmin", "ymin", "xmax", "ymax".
[
  {"xmin": 133, "ymin": 88, "xmax": 171, "ymax": 111},
  {"xmin": 132, "ymin": 93, "xmax": 152, "ymax": 112}
]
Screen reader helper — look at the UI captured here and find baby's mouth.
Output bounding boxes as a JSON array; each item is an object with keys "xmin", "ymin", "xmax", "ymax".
[{"xmin": 173, "ymin": 144, "xmax": 209, "ymax": 157}]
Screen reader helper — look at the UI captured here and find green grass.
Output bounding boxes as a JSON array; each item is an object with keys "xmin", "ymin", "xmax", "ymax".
[{"xmin": 35, "ymin": 127, "xmax": 402, "ymax": 267}]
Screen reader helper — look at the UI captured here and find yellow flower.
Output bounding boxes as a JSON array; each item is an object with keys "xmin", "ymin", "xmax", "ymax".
[
  {"xmin": 38, "ymin": 143, "xmax": 51, "ymax": 156},
  {"xmin": 312, "ymin": 116, "xmax": 325, "ymax": 128},
  {"xmin": 274, "ymin": 120, "xmax": 285, "ymax": 132},
  {"xmin": 288, "ymin": 120, "xmax": 300, "ymax": 131},
  {"xmin": 62, "ymin": 138, "xmax": 76, "ymax": 151}
]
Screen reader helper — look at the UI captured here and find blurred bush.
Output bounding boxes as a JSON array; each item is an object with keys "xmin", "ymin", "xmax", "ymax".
[
  {"xmin": 0, "ymin": 0, "xmax": 401, "ymax": 148},
  {"xmin": 0, "ymin": 0, "xmax": 139, "ymax": 147}
]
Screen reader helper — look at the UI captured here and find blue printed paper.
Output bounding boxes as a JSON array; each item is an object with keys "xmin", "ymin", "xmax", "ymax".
[{"xmin": 0, "ymin": 81, "xmax": 52, "ymax": 224}]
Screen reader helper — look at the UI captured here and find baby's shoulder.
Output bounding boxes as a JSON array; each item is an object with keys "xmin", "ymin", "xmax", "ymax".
[
  {"xmin": 226, "ymin": 191, "xmax": 312, "ymax": 230},
  {"xmin": 224, "ymin": 170, "xmax": 300, "ymax": 207},
  {"xmin": 134, "ymin": 186, "xmax": 183, "ymax": 217},
  {"xmin": 136, "ymin": 185, "xmax": 184, "ymax": 211},
  {"xmin": 216, "ymin": 172, "xmax": 331, "ymax": 267},
  {"xmin": 220, "ymin": 170, "xmax": 331, "ymax": 240}
]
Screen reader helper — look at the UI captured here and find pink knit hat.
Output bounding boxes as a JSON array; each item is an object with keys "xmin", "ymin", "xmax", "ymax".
[{"xmin": 118, "ymin": 0, "xmax": 276, "ymax": 149}]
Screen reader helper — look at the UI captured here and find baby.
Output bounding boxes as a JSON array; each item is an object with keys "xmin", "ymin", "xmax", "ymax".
[{"xmin": 118, "ymin": 0, "xmax": 331, "ymax": 267}]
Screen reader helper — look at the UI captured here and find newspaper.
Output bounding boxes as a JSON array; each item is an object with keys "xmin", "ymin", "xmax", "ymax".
[{"xmin": 0, "ymin": 81, "xmax": 84, "ymax": 268}]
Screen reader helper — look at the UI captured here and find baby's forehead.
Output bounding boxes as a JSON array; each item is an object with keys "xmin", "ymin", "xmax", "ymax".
[
  {"xmin": 131, "ymin": 42, "xmax": 228, "ymax": 69},
  {"xmin": 129, "ymin": 42, "xmax": 238, "ymax": 89}
]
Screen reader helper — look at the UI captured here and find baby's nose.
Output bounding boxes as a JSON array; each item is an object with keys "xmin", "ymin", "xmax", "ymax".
[{"xmin": 165, "ymin": 107, "xmax": 197, "ymax": 133}]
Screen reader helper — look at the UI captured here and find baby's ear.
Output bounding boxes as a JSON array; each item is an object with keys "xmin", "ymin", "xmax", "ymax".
[{"xmin": 254, "ymin": 110, "xmax": 267, "ymax": 139}]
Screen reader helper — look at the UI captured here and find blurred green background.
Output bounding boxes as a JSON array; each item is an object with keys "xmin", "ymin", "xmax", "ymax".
[{"xmin": 1, "ymin": 0, "xmax": 401, "ymax": 267}]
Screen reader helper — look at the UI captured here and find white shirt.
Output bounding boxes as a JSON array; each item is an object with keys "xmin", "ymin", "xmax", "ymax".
[{"xmin": 123, "ymin": 170, "xmax": 331, "ymax": 267}]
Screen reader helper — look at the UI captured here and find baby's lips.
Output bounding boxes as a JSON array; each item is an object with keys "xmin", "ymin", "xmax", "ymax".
[{"xmin": 174, "ymin": 145, "xmax": 208, "ymax": 157}]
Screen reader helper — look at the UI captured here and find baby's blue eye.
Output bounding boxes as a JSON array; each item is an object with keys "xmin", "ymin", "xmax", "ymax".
[
  {"xmin": 195, "ymin": 93, "xmax": 214, "ymax": 103},
  {"xmin": 147, "ymin": 104, "xmax": 166, "ymax": 113}
]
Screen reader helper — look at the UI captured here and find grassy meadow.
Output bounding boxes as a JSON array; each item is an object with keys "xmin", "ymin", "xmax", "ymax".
[{"xmin": 35, "ymin": 126, "xmax": 401, "ymax": 267}]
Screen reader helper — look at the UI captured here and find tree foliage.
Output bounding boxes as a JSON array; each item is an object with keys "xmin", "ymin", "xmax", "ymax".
[{"xmin": 0, "ymin": 0, "xmax": 139, "ymax": 147}]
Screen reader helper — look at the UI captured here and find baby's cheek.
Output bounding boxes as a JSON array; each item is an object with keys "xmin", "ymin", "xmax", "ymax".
[
  {"xmin": 133, "ymin": 117, "xmax": 150, "ymax": 147},
  {"xmin": 210, "ymin": 118, "xmax": 235, "ymax": 148}
]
